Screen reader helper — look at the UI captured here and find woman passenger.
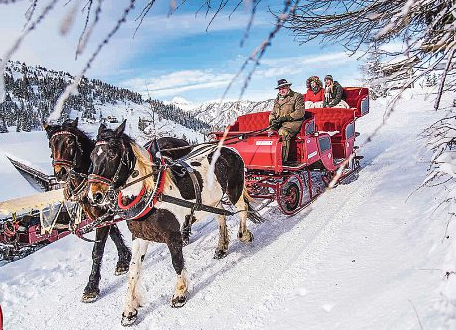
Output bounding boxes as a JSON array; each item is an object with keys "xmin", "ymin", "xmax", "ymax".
[{"xmin": 304, "ymin": 76, "xmax": 324, "ymax": 108}]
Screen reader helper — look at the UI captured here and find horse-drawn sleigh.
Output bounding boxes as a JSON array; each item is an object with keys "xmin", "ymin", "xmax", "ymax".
[
  {"xmin": 214, "ymin": 86, "xmax": 369, "ymax": 214},
  {"xmin": 0, "ymin": 86, "xmax": 368, "ymax": 325}
]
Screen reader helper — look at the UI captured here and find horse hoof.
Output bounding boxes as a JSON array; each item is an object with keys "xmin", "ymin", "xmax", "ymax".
[
  {"xmin": 213, "ymin": 250, "xmax": 227, "ymax": 259},
  {"xmin": 81, "ymin": 289, "xmax": 99, "ymax": 303},
  {"xmin": 121, "ymin": 310, "xmax": 138, "ymax": 327},
  {"xmin": 238, "ymin": 231, "xmax": 254, "ymax": 243},
  {"xmin": 171, "ymin": 294, "xmax": 187, "ymax": 308},
  {"xmin": 115, "ymin": 262, "xmax": 130, "ymax": 276}
]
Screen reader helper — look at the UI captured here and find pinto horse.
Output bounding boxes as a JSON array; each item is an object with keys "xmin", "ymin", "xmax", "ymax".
[
  {"xmin": 45, "ymin": 118, "xmax": 192, "ymax": 303},
  {"xmin": 87, "ymin": 120, "xmax": 260, "ymax": 326}
]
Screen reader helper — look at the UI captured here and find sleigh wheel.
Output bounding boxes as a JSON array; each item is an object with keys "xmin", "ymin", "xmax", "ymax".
[{"xmin": 277, "ymin": 177, "xmax": 303, "ymax": 215}]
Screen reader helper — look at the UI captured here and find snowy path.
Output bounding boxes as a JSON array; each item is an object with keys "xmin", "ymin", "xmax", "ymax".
[{"xmin": 0, "ymin": 92, "xmax": 451, "ymax": 329}]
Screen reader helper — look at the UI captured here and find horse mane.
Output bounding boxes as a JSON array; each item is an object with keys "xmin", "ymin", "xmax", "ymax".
[
  {"xmin": 129, "ymin": 141, "xmax": 156, "ymax": 191},
  {"xmin": 96, "ymin": 127, "xmax": 170, "ymax": 191}
]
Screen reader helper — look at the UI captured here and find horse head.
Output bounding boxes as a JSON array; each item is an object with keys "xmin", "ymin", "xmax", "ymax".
[
  {"xmin": 44, "ymin": 117, "xmax": 91, "ymax": 182},
  {"xmin": 88, "ymin": 120, "xmax": 137, "ymax": 206}
]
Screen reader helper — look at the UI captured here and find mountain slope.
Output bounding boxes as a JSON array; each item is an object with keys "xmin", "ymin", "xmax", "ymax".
[
  {"xmin": 187, "ymin": 99, "xmax": 274, "ymax": 128},
  {"xmin": 0, "ymin": 89, "xmax": 453, "ymax": 329},
  {"xmin": 0, "ymin": 60, "xmax": 209, "ymax": 136}
]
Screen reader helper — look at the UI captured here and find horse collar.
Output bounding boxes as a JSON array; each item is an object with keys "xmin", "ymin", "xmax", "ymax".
[{"xmin": 116, "ymin": 143, "xmax": 167, "ymax": 221}]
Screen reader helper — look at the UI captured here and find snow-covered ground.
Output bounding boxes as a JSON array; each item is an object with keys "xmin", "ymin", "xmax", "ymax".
[
  {"xmin": 0, "ymin": 130, "xmax": 52, "ymax": 200},
  {"xmin": 0, "ymin": 101, "xmax": 203, "ymax": 200},
  {"xmin": 0, "ymin": 90, "xmax": 454, "ymax": 329}
]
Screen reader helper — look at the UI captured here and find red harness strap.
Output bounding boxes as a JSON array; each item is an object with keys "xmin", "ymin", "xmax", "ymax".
[
  {"xmin": 87, "ymin": 173, "xmax": 113, "ymax": 186},
  {"xmin": 117, "ymin": 185, "xmax": 147, "ymax": 210},
  {"xmin": 116, "ymin": 145, "xmax": 167, "ymax": 221}
]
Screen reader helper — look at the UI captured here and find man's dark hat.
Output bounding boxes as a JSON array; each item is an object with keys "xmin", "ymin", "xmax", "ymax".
[
  {"xmin": 324, "ymin": 75, "xmax": 333, "ymax": 81},
  {"xmin": 275, "ymin": 78, "xmax": 292, "ymax": 89}
]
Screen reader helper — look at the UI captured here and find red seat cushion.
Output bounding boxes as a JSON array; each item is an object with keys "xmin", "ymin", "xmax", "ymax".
[
  {"xmin": 234, "ymin": 112, "xmax": 270, "ymax": 131},
  {"xmin": 307, "ymin": 108, "xmax": 356, "ymax": 139},
  {"xmin": 343, "ymin": 87, "xmax": 369, "ymax": 115}
]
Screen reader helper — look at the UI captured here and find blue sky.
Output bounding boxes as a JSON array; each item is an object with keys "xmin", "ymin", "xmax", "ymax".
[{"xmin": 0, "ymin": 0, "xmax": 363, "ymax": 103}]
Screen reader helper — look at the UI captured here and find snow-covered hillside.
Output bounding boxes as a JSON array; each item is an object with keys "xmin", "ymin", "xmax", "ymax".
[
  {"xmin": 0, "ymin": 60, "xmax": 207, "ymax": 140},
  {"xmin": 0, "ymin": 107, "xmax": 203, "ymax": 201},
  {"xmin": 1, "ymin": 90, "xmax": 455, "ymax": 329},
  {"xmin": 165, "ymin": 97, "xmax": 197, "ymax": 111}
]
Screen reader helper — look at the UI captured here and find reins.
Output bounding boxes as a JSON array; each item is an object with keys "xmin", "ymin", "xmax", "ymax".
[
  {"xmin": 91, "ymin": 125, "xmax": 275, "ymax": 194},
  {"xmin": 159, "ymin": 125, "xmax": 274, "ymax": 154},
  {"xmin": 70, "ymin": 125, "xmax": 275, "ymax": 239}
]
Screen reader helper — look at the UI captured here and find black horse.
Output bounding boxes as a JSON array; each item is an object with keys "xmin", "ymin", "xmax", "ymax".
[
  {"xmin": 87, "ymin": 120, "xmax": 260, "ymax": 326},
  {"xmin": 45, "ymin": 118, "xmax": 192, "ymax": 303},
  {"xmin": 45, "ymin": 118, "xmax": 131, "ymax": 302}
]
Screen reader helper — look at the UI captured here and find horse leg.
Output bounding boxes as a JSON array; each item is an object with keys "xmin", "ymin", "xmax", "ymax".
[
  {"xmin": 109, "ymin": 224, "xmax": 132, "ymax": 276},
  {"xmin": 214, "ymin": 214, "xmax": 230, "ymax": 259},
  {"xmin": 121, "ymin": 237, "xmax": 149, "ymax": 327},
  {"xmin": 181, "ymin": 215, "xmax": 193, "ymax": 246},
  {"xmin": 235, "ymin": 197, "xmax": 254, "ymax": 243},
  {"xmin": 82, "ymin": 226, "xmax": 110, "ymax": 303},
  {"xmin": 167, "ymin": 232, "xmax": 188, "ymax": 308}
]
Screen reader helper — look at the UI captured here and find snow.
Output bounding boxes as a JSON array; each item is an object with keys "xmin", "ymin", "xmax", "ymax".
[
  {"xmin": 0, "ymin": 131, "xmax": 53, "ymax": 200},
  {"xmin": 0, "ymin": 89, "xmax": 455, "ymax": 329},
  {"xmin": 78, "ymin": 101, "xmax": 204, "ymax": 144},
  {"xmin": 0, "ymin": 101, "xmax": 204, "ymax": 201},
  {"xmin": 187, "ymin": 98, "xmax": 274, "ymax": 128},
  {"xmin": 164, "ymin": 97, "xmax": 196, "ymax": 111}
]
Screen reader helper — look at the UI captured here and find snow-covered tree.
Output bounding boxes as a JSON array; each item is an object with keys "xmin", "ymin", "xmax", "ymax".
[
  {"xmin": 360, "ymin": 43, "xmax": 387, "ymax": 99},
  {"xmin": 287, "ymin": 0, "xmax": 455, "ymax": 109},
  {"xmin": 287, "ymin": 1, "xmax": 456, "ymax": 324}
]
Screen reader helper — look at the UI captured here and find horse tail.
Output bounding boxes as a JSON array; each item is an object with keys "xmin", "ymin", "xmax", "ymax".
[{"xmin": 243, "ymin": 187, "xmax": 264, "ymax": 223}]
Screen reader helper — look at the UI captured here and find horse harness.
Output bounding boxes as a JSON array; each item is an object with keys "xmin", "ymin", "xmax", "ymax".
[
  {"xmin": 49, "ymin": 131, "xmax": 84, "ymax": 169},
  {"xmin": 50, "ymin": 131, "xmax": 88, "ymax": 202},
  {"xmin": 79, "ymin": 141, "xmax": 236, "ymax": 237}
]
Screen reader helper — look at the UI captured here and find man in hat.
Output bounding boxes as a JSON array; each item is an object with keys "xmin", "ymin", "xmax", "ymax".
[
  {"xmin": 269, "ymin": 78, "xmax": 309, "ymax": 163},
  {"xmin": 323, "ymin": 75, "xmax": 350, "ymax": 108}
]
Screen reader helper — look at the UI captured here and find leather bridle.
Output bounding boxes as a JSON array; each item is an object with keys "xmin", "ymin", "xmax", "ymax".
[
  {"xmin": 88, "ymin": 141, "xmax": 135, "ymax": 192},
  {"xmin": 49, "ymin": 130, "xmax": 88, "ymax": 202},
  {"xmin": 49, "ymin": 131, "xmax": 83, "ymax": 169}
]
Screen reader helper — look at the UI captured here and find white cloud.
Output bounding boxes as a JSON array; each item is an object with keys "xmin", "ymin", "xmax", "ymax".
[
  {"xmin": 119, "ymin": 50, "xmax": 361, "ymax": 101},
  {"xmin": 120, "ymin": 69, "xmax": 235, "ymax": 98},
  {"xmin": 262, "ymin": 52, "xmax": 352, "ymax": 66},
  {"xmin": 148, "ymin": 80, "xmax": 232, "ymax": 98},
  {"xmin": 137, "ymin": 12, "xmax": 269, "ymax": 37},
  {"xmin": 0, "ymin": 3, "xmax": 269, "ymax": 79},
  {"xmin": 0, "ymin": 3, "xmax": 361, "ymax": 103},
  {"xmin": 0, "ymin": 2, "xmax": 142, "ymax": 77},
  {"xmin": 260, "ymin": 52, "xmax": 357, "ymax": 78}
]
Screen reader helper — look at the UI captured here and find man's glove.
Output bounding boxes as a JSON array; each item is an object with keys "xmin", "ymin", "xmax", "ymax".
[
  {"xmin": 279, "ymin": 115, "xmax": 293, "ymax": 123},
  {"xmin": 269, "ymin": 119, "xmax": 281, "ymax": 129}
]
